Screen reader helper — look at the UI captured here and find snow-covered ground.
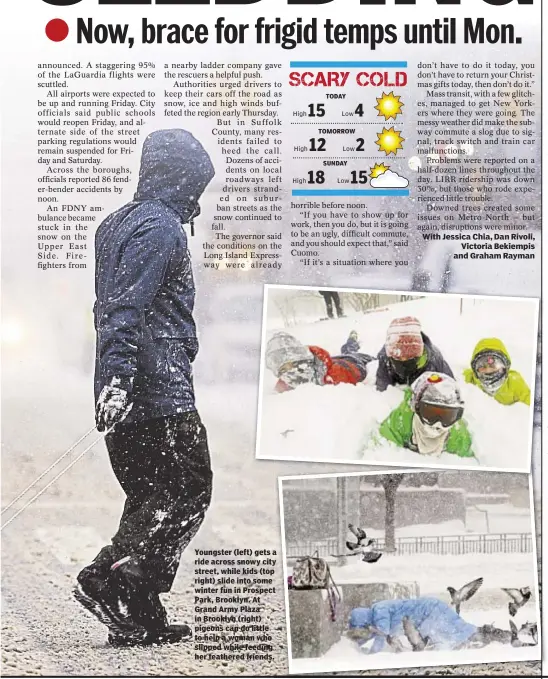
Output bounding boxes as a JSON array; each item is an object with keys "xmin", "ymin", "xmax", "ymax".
[
  {"xmin": 291, "ymin": 624, "xmax": 540, "ymax": 675},
  {"xmin": 258, "ymin": 293, "xmax": 538, "ymax": 472}
]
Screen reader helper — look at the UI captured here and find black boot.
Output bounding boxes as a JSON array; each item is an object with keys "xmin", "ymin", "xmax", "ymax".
[
  {"xmin": 74, "ymin": 566, "xmax": 146, "ymax": 637},
  {"xmin": 108, "ymin": 557, "xmax": 192, "ymax": 646}
]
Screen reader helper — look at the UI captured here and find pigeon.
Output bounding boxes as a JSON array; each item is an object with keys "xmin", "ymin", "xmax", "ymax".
[
  {"xmin": 361, "ymin": 549, "xmax": 383, "ymax": 564},
  {"xmin": 502, "ymin": 587, "xmax": 531, "ymax": 617},
  {"xmin": 330, "ymin": 525, "xmax": 382, "ymax": 562},
  {"xmin": 367, "ymin": 625, "xmax": 405, "ymax": 653},
  {"xmin": 509, "ymin": 620, "xmax": 520, "ymax": 647},
  {"xmin": 475, "ymin": 623, "xmax": 511, "ymax": 646},
  {"xmin": 447, "ymin": 577, "xmax": 484, "ymax": 615},
  {"xmin": 346, "ymin": 524, "xmax": 373, "ymax": 552},
  {"xmin": 402, "ymin": 616, "xmax": 429, "ymax": 651},
  {"xmin": 509, "ymin": 620, "xmax": 537, "ymax": 647},
  {"xmin": 345, "ymin": 537, "xmax": 375, "ymax": 553},
  {"xmin": 519, "ymin": 621, "xmax": 538, "ymax": 646}
]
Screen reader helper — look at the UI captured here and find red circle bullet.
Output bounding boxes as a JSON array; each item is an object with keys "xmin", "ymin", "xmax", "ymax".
[{"xmin": 46, "ymin": 19, "xmax": 69, "ymax": 42}]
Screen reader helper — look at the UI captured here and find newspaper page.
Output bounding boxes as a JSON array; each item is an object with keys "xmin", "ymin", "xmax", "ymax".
[{"xmin": 0, "ymin": 0, "xmax": 542, "ymax": 676}]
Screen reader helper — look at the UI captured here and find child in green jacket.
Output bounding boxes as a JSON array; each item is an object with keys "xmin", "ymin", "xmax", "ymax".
[
  {"xmin": 378, "ymin": 372, "xmax": 475, "ymax": 458},
  {"xmin": 463, "ymin": 338, "xmax": 530, "ymax": 406}
]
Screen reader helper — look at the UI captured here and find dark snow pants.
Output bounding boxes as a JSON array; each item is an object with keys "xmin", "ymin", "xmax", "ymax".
[
  {"xmin": 320, "ymin": 291, "xmax": 344, "ymax": 318},
  {"xmin": 88, "ymin": 411, "xmax": 213, "ymax": 593}
]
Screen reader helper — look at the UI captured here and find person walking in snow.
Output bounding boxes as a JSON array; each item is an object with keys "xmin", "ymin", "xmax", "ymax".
[
  {"xmin": 319, "ymin": 290, "xmax": 345, "ymax": 319},
  {"xmin": 375, "ymin": 316, "xmax": 454, "ymax": 392},
  {"xmin": 74, "ymin": 130, "xmax": 215, "ymax": 646},
  {"xmin": 347, "ymin": 597, "xmax": 510, "ymax": 654},
  {"xmin": 463, "ymin": 338, "xmax": 531, "ymax": 406},
  {"xmin": 266, "ymin": 331, "xmax": 374, "ymax": 393},
  {"xmin": 377, "ymin": 372, "xmax": 475, "ymax": 458}
]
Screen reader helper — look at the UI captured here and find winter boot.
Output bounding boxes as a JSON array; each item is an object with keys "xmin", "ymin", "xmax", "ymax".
[
  {"xmin": 108, "ymin": 556, "xmax": 192, "ymax": 646},
  {"xmin": 74, "ymin": 566, "xmax": 146, "ymax": 636}
]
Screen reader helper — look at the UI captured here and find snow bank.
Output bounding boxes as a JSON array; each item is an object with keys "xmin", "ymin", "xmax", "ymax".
[
  {"xmin": 291, "ymin": 621, "xmax": 539, "ymax": 675},
  {"xmin": 258, "ymin": 294, "xmax": 537, "ymax": 471}
]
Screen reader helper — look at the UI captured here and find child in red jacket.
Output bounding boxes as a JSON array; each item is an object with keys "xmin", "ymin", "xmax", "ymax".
[{"xmin": 266, "ymin": 331, "xmax": 374, "ymax": 392}]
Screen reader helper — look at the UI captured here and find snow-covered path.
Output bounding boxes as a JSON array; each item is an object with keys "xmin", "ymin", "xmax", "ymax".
[{"xmin": 291, "ymin": 628, "xmax": 540, "ymax": 676}]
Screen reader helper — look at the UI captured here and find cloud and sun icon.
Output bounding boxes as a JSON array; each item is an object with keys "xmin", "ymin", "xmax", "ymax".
[{"xmin": 369, "ymin": 163, "xmax": 409, "ymax": 188}]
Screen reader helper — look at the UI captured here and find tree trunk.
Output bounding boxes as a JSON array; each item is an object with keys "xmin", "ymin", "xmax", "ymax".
[
  {"xmin": 382, "ymin": 475, "xmax": 403, "ymax": 553},
  {"xmin": 385, "ymin": 484, "xmax": 397, "ymax": 553}
]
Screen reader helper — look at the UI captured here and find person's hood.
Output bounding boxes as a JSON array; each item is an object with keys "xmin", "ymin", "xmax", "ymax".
[
  {"xmin": 265, "ymin": 332, "xmax": 311, "ymax": 377},
  {"xmin": 348, "ymin": 607, "xmax": 373, "ymax": 629},
  {"xmin": 470, "ymin": 338, "xmax": 511, "ymax": 367},
  {"xmin": 134, "ymin": 129, "xmax": 215, "ymax": 225}
]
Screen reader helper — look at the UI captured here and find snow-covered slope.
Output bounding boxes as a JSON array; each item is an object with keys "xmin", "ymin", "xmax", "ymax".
[{"xmin": 258, "ymin": 294, "xmax": 537, "ymax": 471}]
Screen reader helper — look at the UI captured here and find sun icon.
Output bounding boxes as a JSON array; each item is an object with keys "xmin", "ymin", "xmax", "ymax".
[
  {"xmin": 375, "ymin": 92, "xmax": 404, "ymax": 120},
  {"xmin": 369, "ymin": 163, "xmax": 390, "ymax": 179},
  {"xmin": 376, "ymin": 127, "xmax": 405, "ymax": 156}
]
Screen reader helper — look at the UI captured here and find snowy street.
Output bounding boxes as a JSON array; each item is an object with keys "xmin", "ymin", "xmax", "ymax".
[{"xmin": 1, "ymin": 363, "xmax": 289, "ymax": 676}]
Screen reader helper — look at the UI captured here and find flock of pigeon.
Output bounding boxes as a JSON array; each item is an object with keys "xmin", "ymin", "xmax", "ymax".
[
  {"xmin": 447, "ymin": 578, "xmax": 536, "ymax": 649},
  {"xmin": 339, "ymin": 525, "xmax": 537, "ymax": 651}
]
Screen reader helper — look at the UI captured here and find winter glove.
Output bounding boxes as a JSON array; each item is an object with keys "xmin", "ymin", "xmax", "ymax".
[{"xmin": 95, "ymin": 377, "xmax": 133, "ymax": 432}]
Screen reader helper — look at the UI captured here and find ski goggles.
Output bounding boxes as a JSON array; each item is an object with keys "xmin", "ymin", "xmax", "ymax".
[
  {"xmin": 473, "ymin": 353, "xmax": 507, "ymax": 375},
  {"xmin": 278, "ymin": 358, "xmax": 313, "ymax": 375},
  {"xmin": 277, "ymin": 359, "xmax": 316, "ymax": 386},
  {"xmin": 417, "ymin": 401, "xmax": 464, "ymax": 428}
]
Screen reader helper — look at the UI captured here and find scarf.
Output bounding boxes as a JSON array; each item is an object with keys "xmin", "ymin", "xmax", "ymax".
[{"xmin": 411, "ymin": 414, "xmax": 450, "ymax": 456}]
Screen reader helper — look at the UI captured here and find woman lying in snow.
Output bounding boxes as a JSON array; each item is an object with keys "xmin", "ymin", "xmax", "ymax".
[
  {"xmin": 347, "ymin": 597, "xmax": 525, "ymax": 654},
  {"xmin": 373, "ymin": 372, "xmax": 476, "ymax": 459},
  {"xmin": 265, "ymin": 331, "xmax": 374, "ymax": 393}
]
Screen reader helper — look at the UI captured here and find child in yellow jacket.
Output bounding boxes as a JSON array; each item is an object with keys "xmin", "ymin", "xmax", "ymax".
[{"xmin": 463, "ymin": 338, "xmax": 530, "ymax": 406}]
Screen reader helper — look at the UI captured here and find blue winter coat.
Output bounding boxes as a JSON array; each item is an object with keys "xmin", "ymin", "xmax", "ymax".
[
  {"xmin": 94, "ymin": 129, "xmax": 215, "ymax": 422},
  {"xmin": 349, "ymin": 598, "xmax": 477, "ymax": 654},
  {"xmin": 375, "ymin": 332, "xmax": 454, "ymax": 392}
]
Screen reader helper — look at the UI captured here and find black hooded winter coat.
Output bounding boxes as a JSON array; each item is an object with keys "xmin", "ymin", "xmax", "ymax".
[
  {"xmin": 94, "ymin": 129, "xmax": 215, "ymax": 422},
  {"xmin": 375, "ymin": 332, "xmax": 454, "ymax": 392}
]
